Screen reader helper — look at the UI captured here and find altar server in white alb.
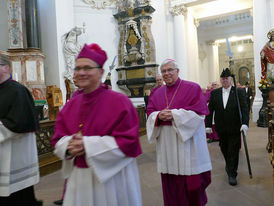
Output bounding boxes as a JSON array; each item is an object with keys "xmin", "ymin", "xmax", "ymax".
[
  {"xmin": 146, "ymin": 59, "xmax": 212, "ymax": 206},
  {"xmin": 0, "ymin": 54, "xmax": 42, "ymax": 206},
  {"xmin": 51, "ymin": 43, "xmax": 142, "ymax": 206}
]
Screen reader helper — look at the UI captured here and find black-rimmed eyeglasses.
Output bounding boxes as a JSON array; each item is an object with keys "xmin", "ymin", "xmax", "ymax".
[
  {"xmin": 74, "ymin": 66, "xmax": 101, "ymax": 72},
  {"xmin": 161, "ymin": 68, "xmax": 177, "ymax": 74}
]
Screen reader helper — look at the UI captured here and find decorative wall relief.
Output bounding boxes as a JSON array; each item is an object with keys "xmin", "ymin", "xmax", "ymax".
[
  {"xmin": 12, "ymin": 61, "xmax": 22, "ymax": 81},
  {"xmin": 26, "ymin": 60, "xmax": 38, "ymax": 81},
  {"xmin": 114, "ymin": 0, "xmax": 158, "ymax": 97},
  {"xmin": 82, "ymin": 0, "xmax": 115, "ymax": 9},
  {"xmin": 7, "ymin": 0, "xmax": 24, "ymax": 48}
]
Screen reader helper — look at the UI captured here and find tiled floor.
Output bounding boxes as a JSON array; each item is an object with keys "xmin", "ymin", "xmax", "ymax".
[{"xmin": 35, "ymin": 122, "xmax": 274, "ymax": 206}]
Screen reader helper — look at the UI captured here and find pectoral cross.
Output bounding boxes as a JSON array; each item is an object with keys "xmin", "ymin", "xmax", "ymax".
[{"xmin": 78, "ymin": 123, "xmax": 83, "ymax": 135}]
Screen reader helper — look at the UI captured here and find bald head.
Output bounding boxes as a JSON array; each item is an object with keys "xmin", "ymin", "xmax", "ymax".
[{"xmin": 156, "ymin": 74, "xmax": 163, "ymax": 87}]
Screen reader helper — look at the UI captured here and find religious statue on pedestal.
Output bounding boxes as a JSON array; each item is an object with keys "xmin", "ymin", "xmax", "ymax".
[
  {"xmin": 257, "ymin": 29, "xmax": 274, "ymax": 128},
  {"xmin": 260, "ymin": 29, "xmax": 274, "ymax": 81},
  {"xmin": 62, "ymin": 27, "xmax": 83, "ymax": 82}
]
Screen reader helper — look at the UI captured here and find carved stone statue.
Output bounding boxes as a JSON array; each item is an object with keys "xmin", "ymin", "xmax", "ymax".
[
  {"xmin": 260, "ymin": 29, "xmax": 274, "ymax": 80},
  {"xmin": 62, "ymin": 27, "xmax": 83, "ymax": 82}
]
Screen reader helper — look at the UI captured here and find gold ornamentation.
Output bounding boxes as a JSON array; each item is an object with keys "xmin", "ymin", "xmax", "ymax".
[
  {"xmin": 11, "ymin": 0, "xmax": 16, "ymax": 8},
  {"xmin": 133, "ymin": 88, "xmax": 139, "ymax": 96},
  {"xmin": 146, "ymin": 57, "xmax": 151, "ymax": 62},
  {"xmin": 141, "ymin": 9, "xmax": 146, "ymax": 16},
  {"xmin": 165, "ymin": 80, "xmax": 182, "ymax": 109},
  {"xmin": 142, "ymin": 26, "xmax": 147, "ymax": 31},
  {"xmin": 127, "ymin": 68, "xmax": 145, "ymax": 79},
  {"xmin": 147, "ymin": 71, "xmax": 152, "ymax": 75},
  {"xmin": 128, "ymin": 8, "xmax": 134, "ymax": 17},
  {"xmin": 145, "ymin": 44, "xmax": 150, "ymax": 49},
  {"xmin": 146, "ymin": 50, "xmax": 150, "ymax": 55},
  {"xmin": 127, "ymin": 29, "xmax": 139, "ymax": 46}
]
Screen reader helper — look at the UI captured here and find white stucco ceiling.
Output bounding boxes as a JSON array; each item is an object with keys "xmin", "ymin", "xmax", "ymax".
[{"xmin": 176, "ymin": 0, "xmax": 253, "ymax": 20}]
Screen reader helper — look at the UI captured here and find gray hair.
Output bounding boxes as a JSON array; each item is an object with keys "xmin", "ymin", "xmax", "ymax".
[
  {"xmin": 160, "ymin": 59, "xmax": 178, "ymax": 70},
  {"xmin": 0, "ymin": 54, "xmax": 11, "ymax": 68}
]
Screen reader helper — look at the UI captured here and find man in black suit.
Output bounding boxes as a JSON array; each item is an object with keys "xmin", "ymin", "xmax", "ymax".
[
  {"xmin": 205, "ymin": 68, "xmax": 249, "ymax": 186},
  {"xmin": 244, "ymin": 82, "xmax": 253, "ymax": 113}
]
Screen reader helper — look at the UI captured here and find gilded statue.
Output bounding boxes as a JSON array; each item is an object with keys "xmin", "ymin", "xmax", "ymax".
[{"xmin": 127, "ymin": 29, "xmax": 139, "ymax": 46}]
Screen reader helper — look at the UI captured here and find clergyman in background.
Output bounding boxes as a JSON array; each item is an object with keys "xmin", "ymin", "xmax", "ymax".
[{"xmin": 0, "ymin": 54, "xmax": 42, "ymax": 206}]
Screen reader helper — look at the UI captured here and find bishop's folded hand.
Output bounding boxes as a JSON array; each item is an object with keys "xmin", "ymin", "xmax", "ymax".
[
  {"xmin": 159, "ymin": 109, "xmax": 173, "ymax": 121},
  {"xmin": 67, "ymin": 133, "xmax": 85, "ymax": 157}
]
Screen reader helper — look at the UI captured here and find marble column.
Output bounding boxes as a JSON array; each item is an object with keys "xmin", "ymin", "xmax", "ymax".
[
  {"xmin": 25, "ymin": 0, "xmax": 40, "ymax": 49},
  {"xmin": 252, "ymin": 0, "xmax": 271, "ymax": 122},
  {"xmin": 170, "ymin": 4, "xmax": 188, "ymax": 79},
  {"xmin": 208, "ymin": 42, "xmax": 220, "ymax": 83}
]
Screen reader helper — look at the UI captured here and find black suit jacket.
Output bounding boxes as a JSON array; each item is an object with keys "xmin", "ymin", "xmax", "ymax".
[
  {"xmin": 245, "ymin": 87, "xmax": 253, "ymax": 106},
  {"xmin": 205, "ymin": 86, "xmax": 249, "ymax": 135}
]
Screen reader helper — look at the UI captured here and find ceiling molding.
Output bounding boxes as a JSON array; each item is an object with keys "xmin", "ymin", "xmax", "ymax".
[{"xmin": 197, "ymin": 7, "xmax": 252, "ymax": 21}]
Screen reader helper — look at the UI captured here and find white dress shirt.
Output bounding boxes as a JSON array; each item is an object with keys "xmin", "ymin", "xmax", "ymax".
[{"xmin": 222, "ymin": 86, "xmax": 231, "ymax": 109}]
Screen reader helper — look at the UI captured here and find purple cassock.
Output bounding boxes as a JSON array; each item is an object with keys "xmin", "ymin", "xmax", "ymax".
[
  {"xmin": 204, "ymin": 89, "xmax": 211, "ymax": 103},
  {"xmin": 147, "ymin": 78, "xmax": 209, "ymax": 116},
  {"xmin": 71, "ymin": 88, "xmax": 84, "ymax": 98},
  {"xmin": 52, "ymin": 84, "xmax": 142, "ymax": 168},
  {"xmin": 150, "ymin": 85, "xmax": 161, "ymax": 97},
  {"xmin": 147, "ymin": 78, "xmax": 211, "ymax": 206},
  {"xmin": 204, "ymin": 89, "xmax": 219, "ymax": 141}
]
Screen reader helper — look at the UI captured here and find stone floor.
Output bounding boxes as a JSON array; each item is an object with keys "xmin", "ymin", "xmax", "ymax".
[{"xmin": 35, "ymin": 122, "xmax": 274, "ymax": 206}]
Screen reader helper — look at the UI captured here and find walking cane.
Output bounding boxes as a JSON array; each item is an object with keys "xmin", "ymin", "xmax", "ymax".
[{"xmin": 231, "ymin": 74, "xmax": 253, "ymax": 179}]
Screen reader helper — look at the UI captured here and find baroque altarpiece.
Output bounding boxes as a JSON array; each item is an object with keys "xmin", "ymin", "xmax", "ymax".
[{"xmin": 114, "ymin": 0, "xmax": 158, "ymax": 97}]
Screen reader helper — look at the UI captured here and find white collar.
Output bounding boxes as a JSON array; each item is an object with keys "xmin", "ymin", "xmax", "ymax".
[{"xmin": 222, "ymin": 86, "xmax": 232, "ymax": 93}]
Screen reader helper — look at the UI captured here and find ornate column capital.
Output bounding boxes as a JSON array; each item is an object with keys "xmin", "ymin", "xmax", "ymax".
[{"xmin": 170, "ymin": 4, "xmax": 187, "ymax": 16}]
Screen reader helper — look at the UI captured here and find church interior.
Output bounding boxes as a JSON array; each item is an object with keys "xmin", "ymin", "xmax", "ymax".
[{"xmin": 0, "ymin": 0, "xmax": 274, "ymax": 205}]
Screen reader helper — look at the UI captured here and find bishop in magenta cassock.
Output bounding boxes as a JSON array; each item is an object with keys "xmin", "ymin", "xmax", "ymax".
[
  {"xmin": 146, "ymin": 59, "xmax": 212, "ymax": 206},
  {"xmin": 51, "ymin": 43, "xmax": 142, "ymax": 206}
]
